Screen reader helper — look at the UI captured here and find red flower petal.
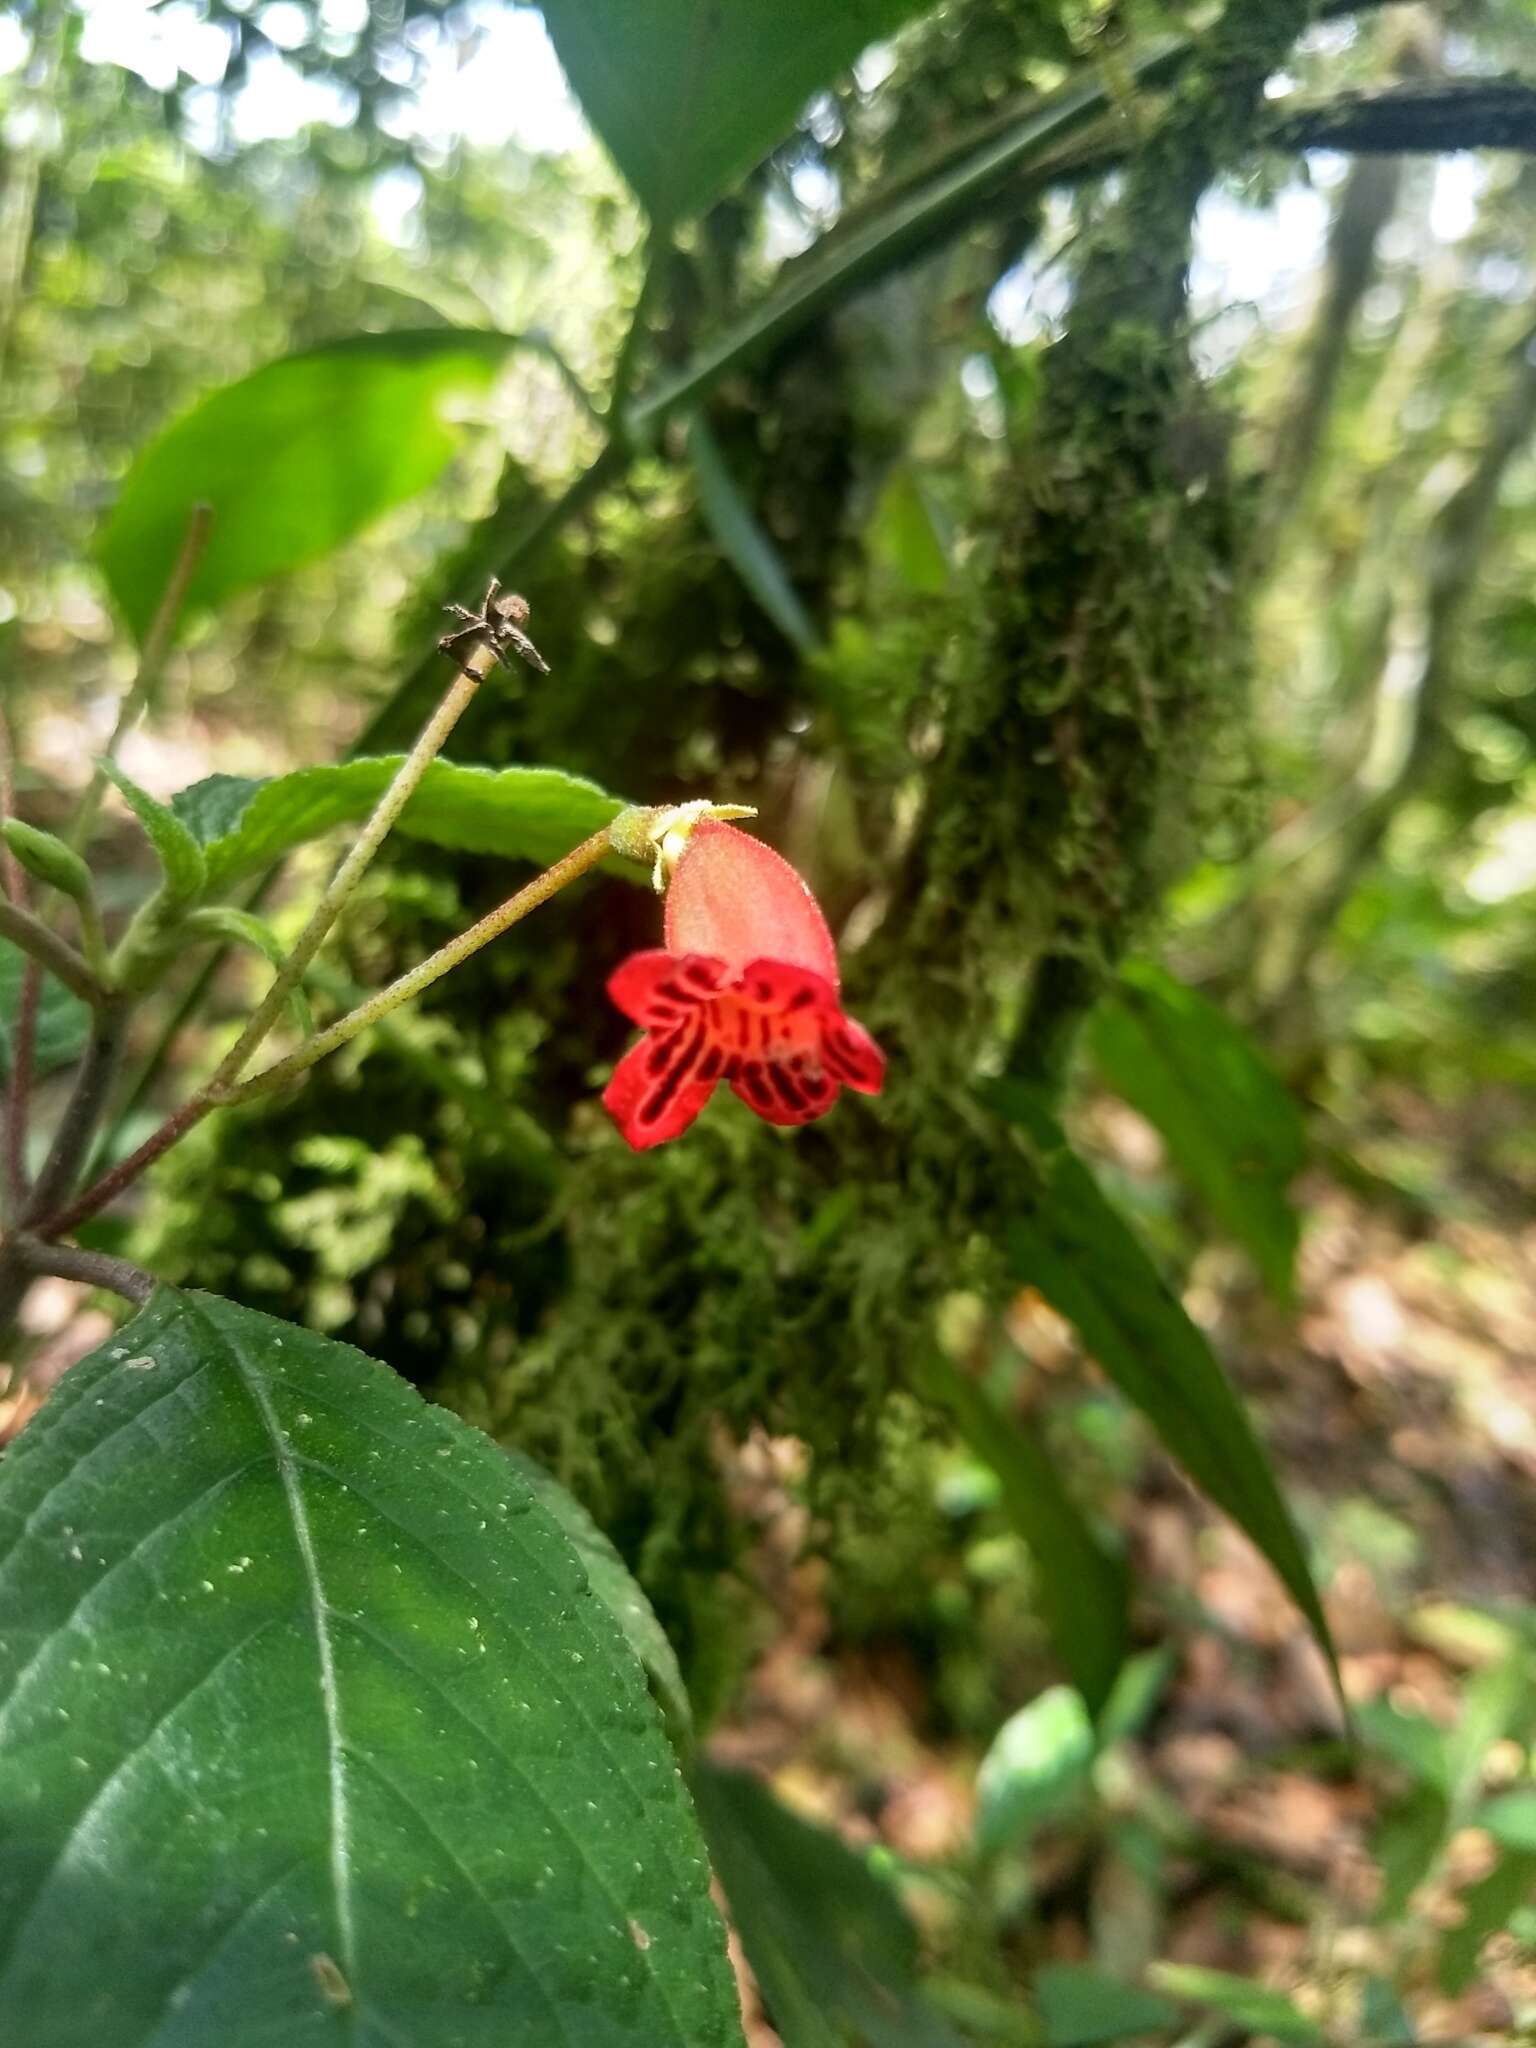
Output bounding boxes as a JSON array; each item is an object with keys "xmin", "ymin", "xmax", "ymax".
[
  {"xmin": 607, "ymin": 949, "xmax": 727, "ymax": 1027},
  {"xmin": 602, "ymin": 1024, "xmax": 719, "ymax": 1148},
  {"xmin": 665, "ymin": 821, "xmax": 838, "ymax": 986}
]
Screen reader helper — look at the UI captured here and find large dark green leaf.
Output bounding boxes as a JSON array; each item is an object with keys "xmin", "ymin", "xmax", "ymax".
[
  {"xmin": 920, "ymin": 1355, "xmax": 1127, "ymax": 1715},
  {"xmin": 692, "ymin": 1763, "xmax": 963, "ymax": 2048},
  {"xmin": 540, "ymin": 0, "xmax": 936, "ymax": 228},
  {"xmin": 0, "ymin": 1288, "xmax": 740, "ymax": 2046},
  {"xmin": 1087, "ymin": 962, "xmax": 1305, "ymax": 1301},
  {"xmin": 98, "ymin": 332, "xmax": 521, "ymax": 642},
  {"xmin": 172, "ymin": 759, "xmax": 626, "ymax": 893},
  {"xmin": 989, "ymin": 1082, "xmax": 1338, "ymax": 1704},
  {"xmin": 501, "ymin": 1448, "xmax": 692, "ymax": 1748},
  {"xmin": 0, "ymin": 939, "xmax": 89, "ymax": 1080}
]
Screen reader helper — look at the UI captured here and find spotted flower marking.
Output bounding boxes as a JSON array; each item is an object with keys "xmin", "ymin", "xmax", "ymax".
[{"xmin": 602, "ymin": 821, "xmax": 885, "ymax": 1149}]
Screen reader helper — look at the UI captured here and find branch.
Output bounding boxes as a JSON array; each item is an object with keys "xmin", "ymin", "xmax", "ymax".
[
  {"xmin": 7, "ymin": 1234, "xmax": 154, "ymax": 1306},
  {"xmin": 1268, "ymin": 77, "xmax": 1536, "ymax": 156},
  {"xmin": 0, "ymin": 895, "xmax": 102, "ymax": 1006}
]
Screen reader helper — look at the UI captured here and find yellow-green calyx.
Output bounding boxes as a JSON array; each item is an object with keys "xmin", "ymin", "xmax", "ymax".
[{"xmin": 608, "ymin": 800, "xmax": 758, "ymax": 892}]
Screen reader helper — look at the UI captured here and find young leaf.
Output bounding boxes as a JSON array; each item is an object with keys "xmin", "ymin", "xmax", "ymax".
[
  {"xmin": 920, "ymin": 1354, "xmax": 1127, "ymax": 1714},
  {"xmin": 0, "ymin": 939, "xmax": 89, "ymax": 1080},
  {"xmin": 501, "ymin": 1447, "xmax": 692, "ymax": 1747},
  {"xmin": 687, "ymin": 413, "xmax": 818, "ymax": 652},
  {"xmin": 101, "ymin": 760, "xmax": 208, "ymax": 908},
  {"xmin": 988, "ymin": 1081, "xmax": 1340, "ymax": 1708},
  {"xmin": 1032, "ymin": 1962, "xmax": 1179, "ymax": 2048},
  {"xmin": 183, "ymin": 905, "xmax": 313, "ymax": 1038},
  {"xmin": 1087, "ymin": 962, "xmax": 1306, "ymax": 1301},
  {"xmin": 692, "ymin": 1763, "xmax": 964, "ymax": 2048},
  {"xmin": 0, "ymin": 820, "xmax": 93, "ymax": 907},
  {"xmin": 98, "ymin": 331, "xmax": 524, "ymax": 643},
  {"xmin": 1360, "ymin": 1975, "xmax": 1417, "ymax": 2045},
  {"xmin": 1149, "ymin": 1963, "xmax": 1325, "ymax": 2043},
  {"xmin": 539, "ymin": 0, "xmax": 937, "ymax": 228},
  {"xmin": 172, "ymin": 759, "xmax": 626, "ymax": 893},
  {"xmin": 975, "ymin": 1686, "xmax": 1095, "ymax": 1857},
  {"xmin": 0, "ymin": 1289, "xmax": 740, "ymax": 2046}
]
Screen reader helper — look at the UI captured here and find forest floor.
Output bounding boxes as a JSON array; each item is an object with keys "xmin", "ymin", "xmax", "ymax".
[{"xmin": 708, "ymin": 1098, "xmax": 1536, "ymax": 2045}]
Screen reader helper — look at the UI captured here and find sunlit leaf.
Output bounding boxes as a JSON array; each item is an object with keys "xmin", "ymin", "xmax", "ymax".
[
  {"xmin": 1088, "ymin": 962, "xmax": 1305, "ymax": 1301},
  {"xmin": 988, "ymin": 1080, "xmax": 1339, "ymax": 1706},
  {"xmin": 172, "ymin": 759, "xmax": 626, "ymax": 892},
  {"xmin": 539, "ymin": 0, "xmax": 938, "ymax": 227},
  {"xmin": 1149, "ymin": 1963, "xmax": 1325, "ymax": 2043},
  {"xmin": 101, "ymin": 760, "xmax": 207, "ymax": 909},
  {"xmin": 975, "ymin": 1686, "xmax": 1094, "ymax": 1857},
  {"xmin": 98, "ymin": 331, "xmax": 523, "ymax": 642},
  {"xmin": 0, "ymin": 1288, "xmax": 740, "ymax": 2045}
]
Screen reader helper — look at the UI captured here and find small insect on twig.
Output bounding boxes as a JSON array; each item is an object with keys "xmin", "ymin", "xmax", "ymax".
[{"xmin": 439, "ymin": 578, "xmax": 550, "ymax": 678}]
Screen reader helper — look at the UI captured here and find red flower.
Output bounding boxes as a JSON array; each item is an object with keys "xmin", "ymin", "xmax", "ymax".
[{"xmin": 603, "ymin": 820, "xmax": 885, "ymax": 1149}]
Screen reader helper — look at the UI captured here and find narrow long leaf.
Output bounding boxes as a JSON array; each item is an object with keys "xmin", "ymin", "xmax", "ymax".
[
  {"xmin": 920, "ymin": 1354, "xmax": 1127, "ymax": 1714},
  {"xmin": 988, "ymin": 1081, "xmax": 1339, "ymax": 1708},
  {"xmin": 687, "ymin": 414, "xmax": 819, "ymax": 652}
]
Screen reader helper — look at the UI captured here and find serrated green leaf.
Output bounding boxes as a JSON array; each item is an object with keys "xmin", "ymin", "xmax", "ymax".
[
  {"xmin": 0, "ymin": 939, "xmax": 89, "ymax": 1080},
  {"xmin": 1088, "ymin": 962, "xmax": 1305, "ymax": 1301},
  {"xmin": 172, "ymin": 759, "xmax": 626, "ymax": 893},
  {"xmin": 501, "ymin": 1448, "xmax": 691, "ymax": 1748},
  {"xmin": 1033, "ymin": 1962, "xmax": 1179, "ymax": 2048},
  {"xmin": 101, "ymin": 760, "xmax": 207, "ymax": 908},
  {"xmin": 98, "ymin": 331, "xmax": 523, "ymax": 643},
  {"xmin": 183, "ymin": 905, "xmax": 313, "ymax": 1038},
  {"xmin": 920, "ymin": 1355, "xmax": 1127, "ymax": 1715},
  {"xmin": 1150, "ymin": 1963, "xmax": 1325, "ymax": 2043},
  {"xmin": 976, "ymin": 1686, "xmax": 1095, "ymax": 1857},
  {"xmin": 540, "ymin": 0, "xmax": 937, "ymax": 228},
  {"xmin": 988, "ymin": 1080, "xmax": 1339, "ymax": 1708},
  {"xmin": 0, "ymin": 1288, "xmax": 740, "ymax": 2046},
  {"xmin": 686, "ymin": 414, "xmax": 818, "ymax": 652},
  {"xmin": 693, "ymin": 1764, "xmax": 963, "ymax": 2048}
]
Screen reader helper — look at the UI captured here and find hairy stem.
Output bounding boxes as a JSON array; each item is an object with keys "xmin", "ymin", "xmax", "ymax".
[
  {"xmin": 8, "ymin": 1234, "xmax": 154, "ymax": 1307},
  {"xmin": 39, "ymin": 821, "xmax": 615, "ymax": 1240},
  {"xmin": 70, "ymin": 502, "xmax": 214, "ymax": 854},
  {"xmin": 0, "ymin": 895, "xmax": 102, "ymax": 1007},
  {"xmin": 216, "ymin": 825, "xmax": 616, "ymax": 1106},
  {"xmin": 0, "ymin": 708, "xmax": 39, "ymax": 1218},
  {"xmin": 207, "ymin": 647, "xmax": 492, "ymax": 1098},
  {"xmin": 23, "ymin": 1001, "xmax": 127, "ymax": 1226}
]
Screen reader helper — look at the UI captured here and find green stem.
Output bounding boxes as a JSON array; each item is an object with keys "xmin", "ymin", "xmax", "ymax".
[
  {"xmin": 207, "ymin": 649, "xmax": 490, "ymax": 1098},
  {"xmin": 39, "ymin": 821, "xmax": 616, "ymax": 1240},
  {"xmin": 8, "ymin": 1234, "xmax": 154, "ymax": 1307},
  {"xmin": 0, "ymin": 896, "xmax": 103, "ymax": 1007},
  {"xmin": 217, "ymin": 824, "xmax": 615, "ymax": 1106},
  {"xmin": 69, "ymin": 502, "xmax": 213, "ymax": 854}
]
